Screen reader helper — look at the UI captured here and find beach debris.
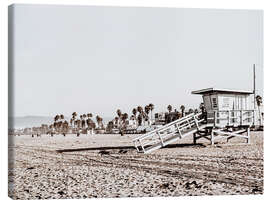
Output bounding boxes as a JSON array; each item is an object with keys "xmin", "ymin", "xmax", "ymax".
[
  {"xmin": 119, "ymin": 149, "xmax": 128, "ymax": 154},
  {"xmin": 58, "ymin": 190, "xmax": 65, "ymax": 196},
  {"xmin": 26, "ymin": 167, "xmax": 35, "ymax": 170},
  {"xmin": 252, "ymin": 186, "xmax": 262, "ymax": 193},
  {"xmin": 184, "ymin": 180, "xmax": 200, "ymax": 189},
  {"xmin": 99, "ymin": 150, "xmax": 110, "ymax": 155},
  {"xmin": 159, "ymin": 183, "xmax": 170, "ymax": 189}
]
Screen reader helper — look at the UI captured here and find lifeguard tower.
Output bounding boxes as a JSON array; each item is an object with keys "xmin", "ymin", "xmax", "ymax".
[
  {"xmin": 132, "ymin": 88, "xmax": 258, "ymax": 154},
  {"xmin": 192, "ymin": 88, "xmax": 256, "ymax": 127}
]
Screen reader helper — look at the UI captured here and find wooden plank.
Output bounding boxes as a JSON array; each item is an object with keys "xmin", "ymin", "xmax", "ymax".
[{"xmin": 214, "ymin": 130, "xmax": 249, "ymax": 138}]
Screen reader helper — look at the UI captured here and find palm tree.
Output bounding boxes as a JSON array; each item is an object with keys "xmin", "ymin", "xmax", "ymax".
[
  {"xmin": 81, "ymin": 114, "xmax": 86, "ymax": 129},
  {"xmin": 96, "ymin": 116, "xmax": 104, "ymax": 129},
  {"xmin": 114, "ymin": 116, "xmax": 119, "ymax": 128},
  {"xmin": 117, "ymin": 109, "xmax": 122, "ymax": 118},
  {"xmin": 144, "ymin": 105, "xmax": 150, "ymax": 116},
  {"xmin": 72, "ymin": 112, "xmax": 77, "ymax": 118},
  {"xmin": 54, "ymin": 115, "xmax": 60, "ymax": 122},
  {"xmin": 137, "ymin": 106, "xmax": 144, "ymax": 125},
  {"xmin": 76, "ymin": 119, "xmax": 81, "ymax": 129},
  {"xmin": 132, "ymin": 108, "xmax": 137, "ymax": 119},
  {"xmin": 167, "ymin": 105, "xmax": 172, "ymax": 113},
  {"xmin": 188, "ymin": 108, "xmax": 194, "ymax": 114},
  {"xmin": 148, "ymin": 103, "xmax": 154, "ymax": 121},
  {"xmin": 144, "ymin": 105, "xmax": 150, "ymax": 125},
  {"xmin": 137, "ymin": 114, "xmax": 143, "ymax": 126},
  {"xmin": 54, "ymin": 115, "xmax": 60, "ymax": 132},
  {"xmin": 70, "ymin": 118, "xmax": 74, "ymax": 128},
  {"xmin": 106, "ymin": 121, "xmax": 114, "ymax": 133},
  {"xmin": 199, "ymin": 103, "xmax": 205, "ymax": 112},
  {"xmin": 122, "ymin": 113, "xmax": 129, "ymax": 128},
  {"xmin": 96, "ymin": 115, "xmax": 102, "ymax": 129},
  {"xmin": 256, "ymin": 95, "xmax": 263, "ymax": 125},
  {"xmin": 180, "ymin": 105, "xmax": 185, "ymax": 117},
  {"xmin": 137, "ymin": 106, "xmax": 143, "ymax": 114}
]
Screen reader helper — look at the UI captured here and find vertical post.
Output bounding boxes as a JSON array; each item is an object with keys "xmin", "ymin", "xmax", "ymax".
[
  {"xmin": 157, "ymin": 132, "xmax": 164, "ymax": 147},
  {"xmin": 247, "ymin": 127, "xmax": 250, "ymax": 144},
  {"xmin": 193, "ymin": 133, "xmax": 196, "ymax": 145},
  {"xmin": 210, "ymin": 129, "xmax": 214, "ymax": 145},
  {"xmin": 252, "ymin": 110, "xmax": 255, "ymax": 126},
  {"xmin": 253, "ymin": 64, "xmax": 256, "ymax": 110},
  {"xmin": 240, "ymin": 110, "xmax": 243, "ymax": 126},
  {"xmin": 134, "ymin": 141, "xmax": 140, "ymax": 152},
  {"xmin": 176, "ymin": 124, "xmax": 182, "ymax": 138},
  {"xmin": 214, "ymin": 111, "xmax": 217, "ymax": 126},
  {"xmin": 187, "ymin": 118, "xmax": 191, "ymax": 128},
  {"xmin": 139, "ymin": 140, "xmax": 145, "ymax": 153},
  {"xmin": 194, "ymin": 115, "xmax": 199, "ymax": 130},
  {"xmin": 228, "ymin": 110, "xmax": 230, "ymax": 126}
]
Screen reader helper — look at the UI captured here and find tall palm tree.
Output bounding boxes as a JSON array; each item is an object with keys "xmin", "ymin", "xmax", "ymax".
[
  {"xmin": 81, "ymin": 114, "xmax": 86, "ymax": 129},
  {"xmin": 54, "ymin": 115, "xmax": 60, "ymax": 122},
  {"xmin": 54, "ymin": 115, "xmax": 60, "ymax": 132},
  {"xmin": 144, "ymin": 105, "xmax": 150, "ymax": 125},
  {"xmin": 96, "ymin": 115, "xmax": 104, "ymax": 129},
  {"xmin": 137, "ymin": 114, "xmax": 143, "ymax": 126},
  {"xmin": 114, "ymin": 116, "xmax": 119, "ymax": 128},
  {"xmin": 70, "ymin": 118, "xmax": 74, "ymax": 128},
  {"xmin": 148, "ymin": 103, "xmax": 154, "ymax": 121},
  {"xmin": 132, "ymin": 108, "xmax": 137, "ymax": 119},
  {"xmin": 137, "ymin": 106, "xmax": 144, "ymax": 125},
  {"xmin": 122, "ymin": 113, "xmax": 128, "ymax": 124},
  {"xmin": 256, "ymin": 95, "xmax": 263, "ymax": 125},
  {"xmin": 117, "ymin": 109, "xmax": 122, "ymax": 118},
  {"xmin": 76, "ymin": 119, "xmax": 81, "ymax": 129},
  {"xmin": 137, "ymin": 106, "xmax": 143, "ymax": 114},
  {"xmin": 167, "ymin": 105, "xmax": 172, "ymax": 113},
  {"xmin": 144, "ymin": 105, "xmax": 150, "ymax": 116},
  {"xmin": 180, "ymin": 105, "xmax": 185, "ymax": 117}
]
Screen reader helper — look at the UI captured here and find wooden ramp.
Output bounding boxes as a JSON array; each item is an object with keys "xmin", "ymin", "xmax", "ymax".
[{"xmin": 133, "ymin": 113, "xmax": 206, "ymax": 154}]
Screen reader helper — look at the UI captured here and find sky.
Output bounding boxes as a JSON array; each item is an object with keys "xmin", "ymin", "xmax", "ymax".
[{"xmin": 10, "ymin": 4, "xmax": 263, "ymax": 118}]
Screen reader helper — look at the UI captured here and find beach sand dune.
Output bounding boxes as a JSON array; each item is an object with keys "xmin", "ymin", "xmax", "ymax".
[{"xmin": 8, "ymin": 132, "xmax": 263, "ymax": 199}]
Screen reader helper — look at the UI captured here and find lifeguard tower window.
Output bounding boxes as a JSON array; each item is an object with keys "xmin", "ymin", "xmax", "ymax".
[{"xmin": 212, "ymin": 98, "xmax": 217, "ymax": 108}]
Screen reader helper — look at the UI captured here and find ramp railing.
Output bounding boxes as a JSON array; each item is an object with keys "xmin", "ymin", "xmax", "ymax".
[{"xmin": 133, "ymin": 113, "xmax": 205, "ymax": 153}]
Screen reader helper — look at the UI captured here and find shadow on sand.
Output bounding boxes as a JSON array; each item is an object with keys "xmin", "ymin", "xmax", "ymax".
[{"xmin": 56, "ymin": 143, "xmax": 205, "ymax": 153}]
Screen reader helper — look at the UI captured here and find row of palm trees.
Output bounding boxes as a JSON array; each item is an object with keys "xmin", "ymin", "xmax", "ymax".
[
  {"xmin": 50, "ymin": 102, "xmax": 207, "ymax": 134},
  {"xmin": 111, "ymin": 103, "xmax": 155, "ymax": 129},
  {"xmin": 51, "ymin": 112, "xmax": 105, "ymax": 133},
  {"xmin": 111, "ymin": 103, "xmax": 204, "ymax": 130}
]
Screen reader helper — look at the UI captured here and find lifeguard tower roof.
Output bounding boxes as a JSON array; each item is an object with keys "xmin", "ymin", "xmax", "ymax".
[{"xmin": 191, "ymin": 88, "xmax": 253, "ymax": 95}]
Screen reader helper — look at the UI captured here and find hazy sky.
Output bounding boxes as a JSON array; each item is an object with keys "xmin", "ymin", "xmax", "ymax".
[{"xmin": 10, "ymin": 4, "xmax": 263, "ymax": 117}]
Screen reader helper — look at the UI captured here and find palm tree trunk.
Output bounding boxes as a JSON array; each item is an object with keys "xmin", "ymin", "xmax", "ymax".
[{"xmin": 258, "ymin": 105, "xmax": 262, "ymax": 126}]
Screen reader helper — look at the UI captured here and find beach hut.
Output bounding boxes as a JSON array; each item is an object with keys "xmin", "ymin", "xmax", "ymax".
[{"xmin": 191, "ymin": 88, "xmax": 257, "ymax": 127}]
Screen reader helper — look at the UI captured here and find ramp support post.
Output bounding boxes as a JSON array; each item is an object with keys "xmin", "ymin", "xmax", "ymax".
[
  {"xmin": 193, "ymin": 133, "xmax": 197, "ymax": 144},
  {"xmin": 210, "ymin": 129, "xmax": 214, "ymax": 145},
  {"xmin": 247, "ymin": 127, "xmax": 250, "ymax": 144}
]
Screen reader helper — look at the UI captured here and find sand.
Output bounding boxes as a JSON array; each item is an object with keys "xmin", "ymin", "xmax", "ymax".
[{"xmin": 8, "ymin": 131, "xmax": 263, "ymax": 199}]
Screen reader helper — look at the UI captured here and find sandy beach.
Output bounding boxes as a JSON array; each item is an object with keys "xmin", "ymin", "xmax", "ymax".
[{"xmin": 8, "ymin": 131, "xmax": 263, "ymax": 199}]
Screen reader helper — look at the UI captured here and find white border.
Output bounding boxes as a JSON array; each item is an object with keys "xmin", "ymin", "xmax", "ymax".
[{"xmin": 0, "ymin": 0, "xmax": 268, "ymax": 203}]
